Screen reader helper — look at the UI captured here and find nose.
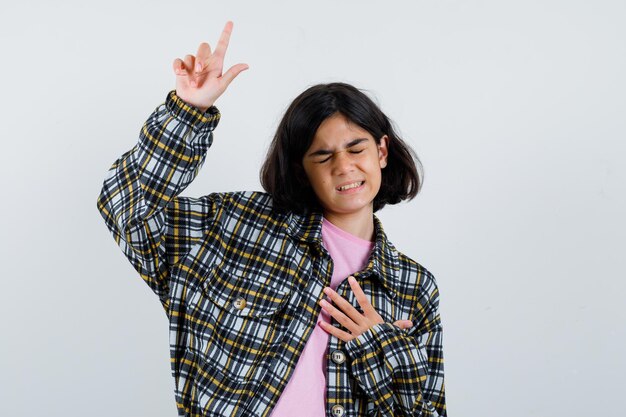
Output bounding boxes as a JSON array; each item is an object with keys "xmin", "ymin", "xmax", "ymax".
[{"xmin": 331, "ymin": 150, "xmax": 355, "ymax": 176}]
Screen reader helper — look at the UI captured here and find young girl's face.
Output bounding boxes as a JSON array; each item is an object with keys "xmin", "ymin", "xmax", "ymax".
[{"xmin": 302, "ymin": 113, "xmax": 388, "ymax": 219}]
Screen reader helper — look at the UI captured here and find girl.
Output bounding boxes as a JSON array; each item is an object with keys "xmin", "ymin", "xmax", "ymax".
[{"xmin": 97, "ymin": 21, "xmax": 446, "ymax": 417}]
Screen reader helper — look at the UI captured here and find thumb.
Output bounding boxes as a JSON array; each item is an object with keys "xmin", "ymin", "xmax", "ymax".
[
  {"xmin": 393, "ymin": 320, "xmax": 414, "ymax": 330},
  {"xmin": 221, "ymin": 63, "xmax": 249, "ymax": 88}
]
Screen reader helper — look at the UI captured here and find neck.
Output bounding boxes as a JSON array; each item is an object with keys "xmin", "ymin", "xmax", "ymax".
[{"xmin": 323, "ymin": 208, "xmax": 375, "ymax": 241}]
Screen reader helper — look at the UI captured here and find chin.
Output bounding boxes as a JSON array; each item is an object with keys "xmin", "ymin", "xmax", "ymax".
[{"xmin": 326, "ymin": 200, "xmax": 373, "ymax": 215}]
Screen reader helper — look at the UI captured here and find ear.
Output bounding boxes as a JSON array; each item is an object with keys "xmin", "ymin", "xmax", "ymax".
[{"xmin": 377, "ymin": 135, "xmax": 389, "ymax": 168}]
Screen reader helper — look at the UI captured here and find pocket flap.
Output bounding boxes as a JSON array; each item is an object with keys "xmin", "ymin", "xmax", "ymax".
[{"xmin": 201, "ymin": 264, "xmax": 291, "ymax": 318}]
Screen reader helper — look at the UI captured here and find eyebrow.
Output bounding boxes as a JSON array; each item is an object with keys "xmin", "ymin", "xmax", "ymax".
[{"xmin": 306, "ymin": 138, "xmax": 369, "ymax": 157}]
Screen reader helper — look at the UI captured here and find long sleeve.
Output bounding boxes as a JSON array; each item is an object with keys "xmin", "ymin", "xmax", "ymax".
[
  {"xmin": 96, "ymin": 90, "xmax": 224, "ymax": 314},
  {"xmin": 344, "ymin": 278, "xmax": 446, "ymax": 416}
]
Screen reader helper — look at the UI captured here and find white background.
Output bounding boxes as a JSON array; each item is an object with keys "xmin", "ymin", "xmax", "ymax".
[{"xmin": 0, "ymin": 1, "xmax": 624, "ymax": 416}]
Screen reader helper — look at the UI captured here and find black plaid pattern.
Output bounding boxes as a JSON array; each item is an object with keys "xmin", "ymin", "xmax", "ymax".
[{"xmin": 97, "ymin": 90, "xmax": 447, "ymax": 416}]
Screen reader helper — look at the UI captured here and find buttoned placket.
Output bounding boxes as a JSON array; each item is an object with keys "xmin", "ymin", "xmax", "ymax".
[
  {"xmin": 314, "ymin": 241, "xmax": 357, "ymax": 417},
  {"xmin": 331, "ymin": 271, "xmax": 383, "ymax": 417},
  {"xmin": 261, "ymin": 238, "xmax": 337, "ymax": 416}
]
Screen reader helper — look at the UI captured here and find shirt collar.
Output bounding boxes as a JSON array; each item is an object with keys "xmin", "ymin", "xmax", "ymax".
[{"xmin": 286, "ymin": 210, "xmax": 400, "ymax": 298}]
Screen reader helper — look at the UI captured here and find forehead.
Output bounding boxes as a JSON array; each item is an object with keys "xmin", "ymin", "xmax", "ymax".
[{"xmin": 310, "ymin": 113, "xmax": 374, "ymax": 147}]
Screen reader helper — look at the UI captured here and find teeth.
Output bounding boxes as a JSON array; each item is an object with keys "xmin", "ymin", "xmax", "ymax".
[{"xmin": 338, "ymin": 181, "xmax": 363, "ymax": 191}]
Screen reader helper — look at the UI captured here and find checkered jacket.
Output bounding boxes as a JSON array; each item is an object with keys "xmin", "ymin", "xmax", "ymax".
[{"xmin": 96, "ymin": 91, "xmax": 447, "ymax": 417}]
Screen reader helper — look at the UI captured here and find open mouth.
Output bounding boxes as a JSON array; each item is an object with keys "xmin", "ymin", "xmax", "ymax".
[{"xmin": 336, "ymin": 181, "xmax": 365, "ymax": 192}]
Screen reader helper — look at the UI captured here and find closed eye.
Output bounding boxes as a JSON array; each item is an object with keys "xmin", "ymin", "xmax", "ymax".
[{"xmin": 316, "ymin": 149, "xmax": 365, "ymax": 164}]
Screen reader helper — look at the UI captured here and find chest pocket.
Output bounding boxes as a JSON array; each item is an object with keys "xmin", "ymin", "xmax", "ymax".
[
  {"xmin": 201, "ymin": 263, "xmax": 292, "ymax": 317},
  {"xmin": 192, "ymin": 263, "xmax": 292, "ymax": 383}
]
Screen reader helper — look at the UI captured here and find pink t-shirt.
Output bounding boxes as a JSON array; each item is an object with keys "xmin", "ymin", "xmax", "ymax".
[{"xmin": 270, "ymin": 217, "xmax": 374, "ymax": 417}]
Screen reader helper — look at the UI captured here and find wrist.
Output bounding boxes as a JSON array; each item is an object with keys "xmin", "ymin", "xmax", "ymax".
[
  {"xmin": 174, "ymin": 91, "xmax": 214, "ymax": 113},
  {"xmin": 166, "ymin": 90, "xmax": 221, "ymax": 127}
]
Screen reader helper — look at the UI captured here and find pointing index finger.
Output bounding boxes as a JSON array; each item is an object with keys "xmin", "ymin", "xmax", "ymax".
[{"xmin": 213, "ymin": 20, "xmax": 234, "ymax": 59}]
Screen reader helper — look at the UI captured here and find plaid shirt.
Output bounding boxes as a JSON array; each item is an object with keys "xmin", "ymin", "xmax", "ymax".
[{"xmin": 97, "ymin": 91, "xmax": 447, "ymax": 417}]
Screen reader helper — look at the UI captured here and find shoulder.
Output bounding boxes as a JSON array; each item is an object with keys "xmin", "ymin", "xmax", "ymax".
[
  {"xmin": 396, "ymin": 250, "xmax": 437, "ymax": 287},
  {"xmin": 393, "ymin": 247, "xmax": 441, "ymax": 307},
  {"xmin": 390, "ymin": 250, "xmax": 443, "ymax": 335},
  {"xmin": 201, "ymin": 190, "xmax": 290, "ymax": 222},
  {"xmin": 221, "ymin": 190, "xmax": 281, "ymax": 213},
  {"xmin": 374, "ymin": 215, "xmax": 440, "ymax": 301}
]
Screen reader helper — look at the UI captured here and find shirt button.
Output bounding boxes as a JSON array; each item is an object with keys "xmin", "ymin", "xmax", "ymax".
[
  {"xmin": 331, "ymin": 350, "xmax": 346, "ymax": 365},
  {"xmin": 331, "ymin": 405, "xmax": 345, "ymax": 416},
  {"xmin": 233, "ymin": 297, "xmax": 247, "ymax": 310}
]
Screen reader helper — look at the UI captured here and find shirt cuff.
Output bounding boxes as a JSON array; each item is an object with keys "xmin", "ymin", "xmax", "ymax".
[
  {"xmin": 344, "ymin": 322, "xmax": 402, "ymax": 358},
  {"xmin": 165, "ymin": 90, "xmax": 221, "ymax": 129}
]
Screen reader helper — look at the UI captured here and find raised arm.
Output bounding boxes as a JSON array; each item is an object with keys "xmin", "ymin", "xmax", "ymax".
[{"xmin": 96, "ymin": 22, "xmax": 248, "ymax": 313}]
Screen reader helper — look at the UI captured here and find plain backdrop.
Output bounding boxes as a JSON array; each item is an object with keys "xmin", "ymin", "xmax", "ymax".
[{"xmin": 0, "ymin": 1, "xmax": 624, "ymax": 416}]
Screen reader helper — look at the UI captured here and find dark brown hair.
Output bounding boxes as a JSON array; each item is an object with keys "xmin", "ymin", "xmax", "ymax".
[{"xmin": 260, "ymin": 82, "xmax": 422, "ymax": 214}]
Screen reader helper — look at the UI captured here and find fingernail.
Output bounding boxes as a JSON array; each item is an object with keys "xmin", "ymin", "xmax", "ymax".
[
  {"xmin": 195, "ymin": 63, "xmax": 202, "ymax": 72},
  {"xmin": 323, "ymin": 288, "xmax": 332, "ymax": 296}
]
